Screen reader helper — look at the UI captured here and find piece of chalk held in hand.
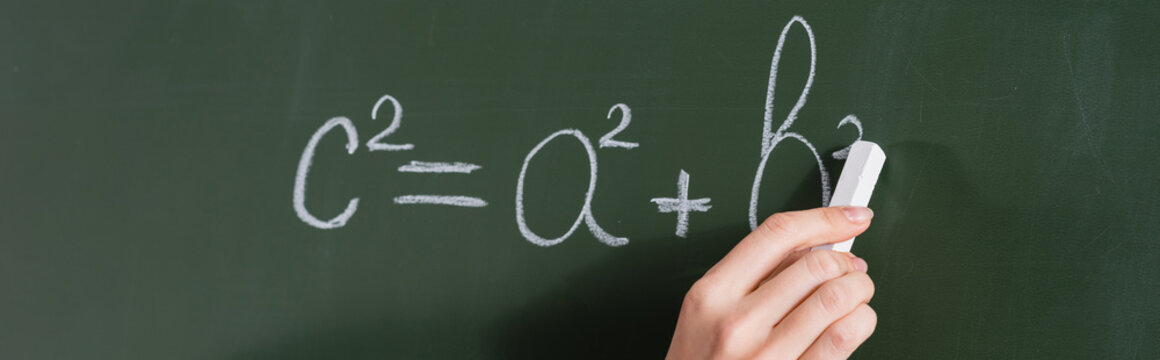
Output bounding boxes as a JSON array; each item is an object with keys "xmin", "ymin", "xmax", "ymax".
[{"xmin": 813, "ymin": 141, "xmax": 886, "ymax": 253}]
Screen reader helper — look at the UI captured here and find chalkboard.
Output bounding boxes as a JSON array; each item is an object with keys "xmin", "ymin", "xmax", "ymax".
[{"xmin": 3, "ymin": 1, "xmax": 1158, "ymax": 358}]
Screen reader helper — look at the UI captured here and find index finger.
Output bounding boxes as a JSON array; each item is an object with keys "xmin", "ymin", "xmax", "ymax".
[{"xmin": 701, "ymin": 207, "xmax": 872, "ymax": 296}]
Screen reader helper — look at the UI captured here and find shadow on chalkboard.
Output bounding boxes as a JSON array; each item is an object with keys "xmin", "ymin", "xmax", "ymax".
[
  {"xmin": 487, "ymin": 228, "xmax": 732, "ymax": 359},
  {"xmin": 487, "ymin": 170, "xmax": 833, "ymax": 358},
  {"xmin": 850, "ymin": 141, "xmax": 1025, "ymax": 358}
]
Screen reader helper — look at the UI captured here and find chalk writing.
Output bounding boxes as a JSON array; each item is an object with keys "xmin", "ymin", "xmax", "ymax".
[
  {"xmin": 294, "ymin": 117, "xmax": 361, "ymax": 229},
  {"xmin": 396, "ymin": 159, "xmax": 488, "ymax": 207},
  {"xmin": 831, "ymin": 115, "xmax": 864, "ymax": 160},
  {"xmin": 367, "ymin": 94, "xmax": 415, "ymax": 152},
  {"xmin": 599, "ymin": 103, "xmax": 639, "ymax": 149},
  {"xmin": 394, "ymin": 195, "xmax": 488, "ymax": 207},
  {"xmin": 651, "ymin": 170, "xmax": 712, "ymax": 238},
  {"xmin": 398, "ymin": 161, "xmax": 482, "ymax": 174},
  {"xmin": 291, "ymin": 16, "xmax": 869, "ymax": 244},
  {"xmin": 747, "ymin": 16, "xmax": 865, "ymax": 230}
]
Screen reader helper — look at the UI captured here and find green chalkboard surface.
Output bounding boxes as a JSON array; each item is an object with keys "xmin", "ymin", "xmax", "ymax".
[{"xmin": 3, "ymin": 1, "xmax": 1159, "ymax": 358}]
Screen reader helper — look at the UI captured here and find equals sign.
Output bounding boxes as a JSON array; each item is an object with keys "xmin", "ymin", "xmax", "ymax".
[{"xmin": 393, "ymin": 161, "xmax": 488, "ymax": 207}]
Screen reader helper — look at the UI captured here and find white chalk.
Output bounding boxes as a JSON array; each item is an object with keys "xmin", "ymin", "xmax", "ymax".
[
  {"xmin": 394, "ymin": 195, "xmax": 488, "ymax": 207},
  {"xmin": 813, "ymin": 141, "xmax": 885, "ymax": 252},
  {"xmin": 650, "ymin": 169, "xmax": 712, "ymax": 238},
  {"xmin": 397, "ymin": 161, "xmax": 481, "ymax": 174}
]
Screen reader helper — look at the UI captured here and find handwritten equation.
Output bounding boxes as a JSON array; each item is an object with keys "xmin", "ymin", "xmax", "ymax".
[{"xmin": 292, "ymin": 16, "xmax": 866, "ymax": 246}]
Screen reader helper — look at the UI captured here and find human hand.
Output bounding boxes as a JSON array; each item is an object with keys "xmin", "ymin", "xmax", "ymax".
[{"xmin": 666, "ymin": 207, "xmax": 877, "ymax": 359}]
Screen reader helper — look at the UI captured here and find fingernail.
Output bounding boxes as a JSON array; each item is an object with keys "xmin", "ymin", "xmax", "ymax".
[
  {"xmin": 842, "ymin": 207, "xmax": 873, "ymax": 223},
  {"xmin": 851, "ymin": 257, "xmax": 869, "ymax": 272}
]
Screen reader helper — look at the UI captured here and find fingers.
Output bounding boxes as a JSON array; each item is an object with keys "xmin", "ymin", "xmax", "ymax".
[
  {"xmin": 761, "ymin": 271, "xmax": 875, "ymax": 358},
  {"xmin": 742, "ymin": 250, "xmax": 866, "ymax": 328},
  {"xmin": 765, "ymin": 248, "xmax": 808, "ymax": 282},
  {"xmin": 702, "ymin": 207, "xmax": 872, "ymax": 296},
  {"xmin": 799, "ymin": 304, "xmax": 878, "ymax": 360},
  {"xmin": 665, "ymin": 206, "xmax": 878, "ymax": 360}
]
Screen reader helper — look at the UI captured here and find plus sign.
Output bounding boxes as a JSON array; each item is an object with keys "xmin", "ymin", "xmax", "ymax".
[{"xmin": 650, "ymin": 169, "xmax": 712, "ymax": 238}]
